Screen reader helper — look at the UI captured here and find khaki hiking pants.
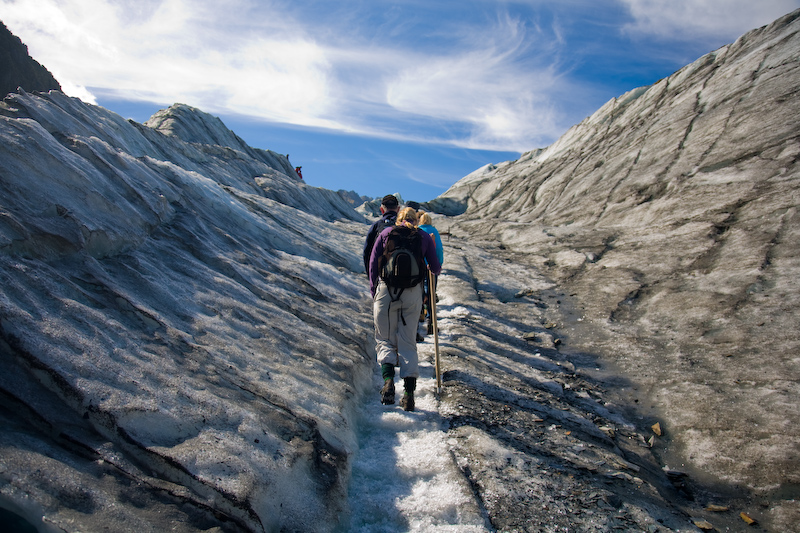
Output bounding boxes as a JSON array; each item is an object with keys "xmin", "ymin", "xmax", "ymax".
[{"xmin": 373, "ymin": 282, "xmax": 423, "ymax": 379}]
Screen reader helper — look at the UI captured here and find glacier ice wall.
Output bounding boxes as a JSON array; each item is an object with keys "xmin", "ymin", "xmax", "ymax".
[{"xmin": 0, "ymin": 90, "xmax": 373, "ymax": 532}]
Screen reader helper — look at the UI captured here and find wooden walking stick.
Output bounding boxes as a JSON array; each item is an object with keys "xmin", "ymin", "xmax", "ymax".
[{"xmin": 428, "ymin": 268, "xmax": 441, "ymax": 394}]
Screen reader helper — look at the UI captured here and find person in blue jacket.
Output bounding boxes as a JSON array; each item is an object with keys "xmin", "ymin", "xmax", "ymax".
[
  {"xmin": 418, "ymin": 211, "xmax": 443, "ymax": 267},
  {"xmin": 369, "ymin": 207, "xmax": 441, "ymax": 411},
  {"xmin": 417, "ymin": 211, "xmax": 443, "ymax": 335}
]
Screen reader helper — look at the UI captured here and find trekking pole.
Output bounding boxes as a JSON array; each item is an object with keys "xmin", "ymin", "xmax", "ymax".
[{"xmin": 428, "ymin": 268, "xmax": 441, "ymax": 395}]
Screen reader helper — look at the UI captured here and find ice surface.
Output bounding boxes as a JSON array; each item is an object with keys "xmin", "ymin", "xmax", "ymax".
[
  {"xmin": 0, "ymin": 85, "xmax": 751, "ymax": 532},
  {"xmin": 416, "ymin": 11, "xmax": 800, "ymax": 531},
  {"xmin": 0, "ymin": 90, "xmax": 373, "ymax": 531}
]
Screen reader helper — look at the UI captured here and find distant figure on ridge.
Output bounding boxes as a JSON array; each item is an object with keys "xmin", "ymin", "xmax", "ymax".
[
  {"xmin": 362, "ymin": 195, "xmax": 399, "ymax": 274},
  {"xmin": 295, "ymin": 166, "xmax": 303, "ymax": 179},
  {"xmin": 369, "ymin": 207, "xmax": 441, "ymax": 411},
  {"xmin": 417, "ymin": 211, "xmax": 443, "ymax": 336}
]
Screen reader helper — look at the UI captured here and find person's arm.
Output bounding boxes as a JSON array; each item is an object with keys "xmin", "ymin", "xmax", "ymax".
[
  {"xmin": 433, "ymin": 228, "xmax": 444, "ymax": 265},
  {"xmin": 363, "ymin": 224, "xmax": 377, "ymax": 273},
  {"xmin": 369, "ymin": 230, "xmax": 386, "ymax": 297},
  {"xmin": 422, "ymin": 232, "xmax": 441, "ymax": 275}
]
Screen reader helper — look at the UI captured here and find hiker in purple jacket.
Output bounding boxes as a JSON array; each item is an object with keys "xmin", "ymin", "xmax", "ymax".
[{"xmin": 369, "ymin": 207, "xmax": 441, "ymax": 411}]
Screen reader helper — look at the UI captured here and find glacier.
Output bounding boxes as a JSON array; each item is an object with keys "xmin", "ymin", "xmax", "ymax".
[
  {"xmin": 3, "ymin": 8, "xmax": 800, "ymax": 532},
  {"xmin": 0, "ymin": 89, "xmax": 697, "ymax": 533}
]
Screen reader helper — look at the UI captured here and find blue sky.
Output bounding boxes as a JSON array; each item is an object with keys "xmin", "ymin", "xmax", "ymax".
[{"xmin": 2, "ymin": 0, "xmax": 798, "ymax": 202}]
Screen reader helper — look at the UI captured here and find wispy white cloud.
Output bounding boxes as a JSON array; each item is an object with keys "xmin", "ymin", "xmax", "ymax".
[
  {"xmin": 1, "ymin": 0, "xmax": 573, "ymax": 151},
  {"xmin": 384, "ymin": 12, "xmax": 565, "ymax": 150},
  {"xmin": 620, "ymin": 0, "xmax": 799, "ymax": 40},
  {"xmin": 2, "ymin": 0, "xmax": 796, "ymax": 154},
  {"xmin": 1, "ymin": 0, "xmax": 336, "ymax": 124}
]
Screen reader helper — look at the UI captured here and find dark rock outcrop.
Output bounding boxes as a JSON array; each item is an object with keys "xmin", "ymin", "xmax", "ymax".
[{"xmin": 0, "ymin": 21, "xmax": 61, "ymax": 97}]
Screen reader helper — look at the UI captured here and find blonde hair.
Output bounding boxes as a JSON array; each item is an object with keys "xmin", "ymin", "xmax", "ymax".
[
  {"xmin": 396, "ymin": 206, "xmax": 418, "ymax": 227},
  {"xmin": 418, "ymin": 212, "xmax": 432, "ymax": 226}
]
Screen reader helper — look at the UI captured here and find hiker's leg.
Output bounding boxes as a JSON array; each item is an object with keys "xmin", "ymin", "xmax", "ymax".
[
  {"xmin": 397, "ymin": 284, "xmax": 423, "ymax": 379},
  {"xmin": 374, "ymin": 283, "xmax": 399, "ymax": 366},
  {"xmin": 380, "ymin": 363, "xmax": 396, "ymax": 405},
  {"xmin": 419, "ymin": 277, "xmax": 429, "ymax": 323},
  {"xmin": 400, "ymin": 376, "xmax": 416, "ymax": 411}
]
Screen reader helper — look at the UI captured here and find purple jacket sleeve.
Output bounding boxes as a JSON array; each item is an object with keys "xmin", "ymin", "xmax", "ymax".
[{"xmin": 368, "ymin": 226, "xmax": 389, "ymax": 296}]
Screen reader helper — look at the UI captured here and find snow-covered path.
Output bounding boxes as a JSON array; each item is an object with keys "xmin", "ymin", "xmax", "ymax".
[{"xmin": 341, "ymin": 330, "xmax": 489, "ymax": 532}]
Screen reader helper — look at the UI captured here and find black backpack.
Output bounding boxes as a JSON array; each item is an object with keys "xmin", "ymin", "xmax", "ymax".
[{"xmin": 379, "ymin": 226, "xmax": 425, "ymax": 292}]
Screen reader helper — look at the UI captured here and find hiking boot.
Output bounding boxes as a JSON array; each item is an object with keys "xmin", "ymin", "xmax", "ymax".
[
  {"xmin": 400, "ymin": 392, "xmax": 415, "ymax": 412},
  {"xmin": 416, "ymin": 333, "xmax": 424, "ymax": 342},
  {"xmin": 380, "ymin": 379, "xmax": 395, "ymax": 405}
]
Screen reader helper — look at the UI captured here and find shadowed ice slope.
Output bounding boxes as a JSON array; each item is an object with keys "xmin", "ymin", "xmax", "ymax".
[{"xmin": 433, "ymin": 9, "xmax": 800, "ymax": 530}]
